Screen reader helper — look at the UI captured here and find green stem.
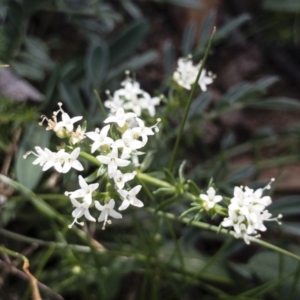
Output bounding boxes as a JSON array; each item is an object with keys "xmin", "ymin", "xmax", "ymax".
[
  {"xmin": 80, "ymin": 151, "xmax": 102, "ymax": 166},
  {"xmin": 0, "ymin": 229, "xmax": 232, "ymax": 284},
  {"xmin": 0, "ymin": 245, "xmax": 28, "ymax": 263},
  {"xmin": 93, "ymin": 89, "xmax": 107, "ymax": 118},
  {"xmin": 137, "ymin": 172, "xmax": 174, "ymax": 189},
  {"xmin": 148, "ymin": 209, "xmax": 300, "ymax": 263},
  {"xmin": 0, "ymin": 228, "xmax": 95, "ymax": 253},
  {"xmin": 168, "ymin": 27, "xmax": 216, "ymax": 171}
]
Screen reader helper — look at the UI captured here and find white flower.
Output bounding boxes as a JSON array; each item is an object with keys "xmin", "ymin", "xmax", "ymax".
[
  {"xmin": 55, "ymin": 112, "xmax": 82, "ymax": 132},
  {"xmin": 61, "ymin": 147, "xmax": 84, "ymax": 173},
  {"xmin": 173, "ymin": 57, "xmax": 198, "ymax": 90},
  {"xmin": 23, "ymin": 147, "xmax": 55, "ymax": 170},
  {"xmin": 131, "ymin": 118, "xmax": 158, "ymax": 146},
  {"xmin": 95, "ymin": 199, "xmax": 122, "ymax": 230},
  {"xmin": 222, "ymin": 210, "xmax": 251, "ymax": 244},
  {"xmin": 25, "ymin": 147, "xmax": 83, "ymax": 174},
  {"xmin": 96, "ymin": 147, "xmax": 131, "ymax": 178},
  {"xmin": 113, "ymin": 129, "xmax": 144, "ymax": 159},
  {"xmin": 221, "ymin": 180, "xmax": 281, "ymax": 244},
  {"xmin": 104, "ymin": 75, "xmax": 160, "ymax": 117},
  {"xmin": 50, "ymin": 148, "xmax": 83, "ymax": 173},
  {"xmin": 142, "ymin": 96, "xmax": 161, "ymax": 117},
  {"xmin": 118, "ymin": 185, "xmax": 143, "ymax": 211},
  {"xmin": 173, "ymin": 56, "xmax": 214, "ymax": 91},
  {"xmin": 104, "ymin": 108, "xmax": 136, "ymax": 128},
  {"xmin": 85, "ymin": 125, "xmax": 114, "ymax": 153},
  {"xmin": 198, "ymin": 69, "xmax": 214, "ymax": 92},
  {"xmin": 65, "ymin": 175, "xmax": 99, "ymax": 203},
  {"xmin": 63, "ymin": 147, "xmax": 83, "ymax": 173},
  {"xmin": 68, "ymin": 196, "xmax": 95, "ymax": 228},
  {"xmin": 113, "ymin": 170, "xmax": 136, "ymax": 190},
  {"xmin": 200, "ymin": 187, "xmax": 222, "ymax": 210},
  {"xmin": 51, "ymin": 149, "xmax": 67, "ymax": 173}
]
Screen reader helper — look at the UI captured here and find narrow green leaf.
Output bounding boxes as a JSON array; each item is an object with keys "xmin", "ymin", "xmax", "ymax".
[
  {"xmin": 140, "ymin": 151, "xmax": 155, "ymax": 172},
  {"xmin": 187, "ymin": 180, "xmax": 201, "ymax": 195},
  {"xmin": 178, "ymin": 160, "xmax": 186, "ymax": 183},
  {"xmin": 263, "ymin": 0, "xmax": 300, "ymax": 12},
  {"xmin": 163, "ymin": 168, "xmax": 177, "ymax": 184},
  {"xmin": 198, "ymin": 11, "xmax": 216, "ymax": 44},
  {"xmin": 182, "ymin": 22, "xmax": 196, "ymax": 56},
  {"xmin": 108, "ymin": 50, "xmax": 158, "ymax": 81},
  {"xmin": 165, "ymin": 0, "xmax": 201, "ymax": 9},
  {"xmin": 0, "ymin": 174, "xmax": 65, "ymax": 222},
  {"xmin": 249, "ymin": 252, "xmax": 300, "ymax": 298},
  {"xmin": 109, "ymin": 19, "xmax": 149, "ymax": 65},
  {"xmin": 227, "ymin": 166, "xmax": 255, "ymax": 183},
  {"xmin": 215, "ymin": 14, "xmax": 251, "ymax": 41},
  {"xmin": 269, "ymin": 196, "xmax": 300, "ymax": 216},
  {"xmin": 85, "ymin": 41, "xmax": 109, "ymax": 87},
  {"xmin": 163, "ymin": 41, "xmax": 175, "ymax": 76},
  {"xmin": 15, "ymin": 123, "xmax": 51, "ymax": 190},
  {"xmin": 250, "ymin": 97, "xmax": 300, "ymax": 111},
  {"xmin": 58, "ymin": 82, "xmax": 86, "ymax": 117}
]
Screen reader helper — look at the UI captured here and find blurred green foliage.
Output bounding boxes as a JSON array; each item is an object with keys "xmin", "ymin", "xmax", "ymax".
[{"xmin": 1, "ymin": 1, "xmax": 300, "ymax": 300}]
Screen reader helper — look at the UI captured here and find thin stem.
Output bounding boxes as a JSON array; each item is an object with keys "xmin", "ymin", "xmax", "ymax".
[
  {"xmin": 0, "ymin": 229, "xmax": 232, "ymax": 284},
  {"xmin": 93, "ymin": 89, "xmax": 107, "ymax": 118},
  {"xmin": 0, "ymin": 246, "xmax": 42, "ymax": 299},
  {"xmin": 168, "ymin": 27, "xmax": 216, "ymax": 172},
  {"xmin": 148, "ymin": 209, "xmax": 300, "ymax": 263},
  {"xmin": 0, "ymin": 245, "xmax": 28, "ymax": 263},
  {"xmin": 80, "ymin": 151, "xmax": 102, "ymax": 167},
  {"xmin": 137, "ymin": 172, "xmax": 174, "ymax": 189},
  {"xmin": 0, "ymin": 229, "xmax": 95, "ymax": 253}
]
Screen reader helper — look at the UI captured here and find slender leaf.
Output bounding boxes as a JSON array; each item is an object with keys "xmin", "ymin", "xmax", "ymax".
[
  {"xmin": 15, "ymin": 123, "xmax": 51, "ymax": 190},
  {"xmin": 109, "ymin": 19, "xmax": 149, "ymax": 65}
]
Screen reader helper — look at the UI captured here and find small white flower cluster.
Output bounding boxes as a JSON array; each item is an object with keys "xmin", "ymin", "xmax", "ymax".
[
  {"xmin": 104, "ymin": 72, "xmax": 161, "ymax": 117},
  {"xmin": 173, "ymin": 56, "xmax": 214, "ymax": 91},
  {"xmin": 24, "ymin": 101, "xmax": 160, "ymax": 229},
  {"xmin": 221, "ymin": 179, "xmax": 282, "ymax": 244},
  {"xmin": 24, "ymin": 147, "xmax": 83, "ymax": 173},
  {"xmin": 200, "ymin": 187, "xmax": 223, "ymax": 210}
]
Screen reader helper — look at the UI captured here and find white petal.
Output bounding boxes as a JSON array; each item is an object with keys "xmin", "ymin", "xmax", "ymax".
[
  {"xmin": 95, "ymin": 200, "xmax": 104, "ymax": 211},
  {"xmin": 96, "ymin": 155, "xmax": 111, "ymax": 165},
  {"xmin": 72, "ymin": 207, "xmax": 84, "ymax": 218},
  {"xmin": 91, "ymin": 142, "xmax": 101, "ymax": 153},
  {"xmin": 85, "ymin": 132, "xmax": 100, "ymax": 142},
  {"xmin": 84, "ymin": 209, "xmax": 96, "ymax": 222},
  {"xmin": 98, "ymin": 210, "xmax": 107, "ymax": 222},
  {"xmin": 109, "ymin": 209, "xmax": 122, "ymax": 219},
  {"xmin": 78, "ymin": 175, "xmax": 88, "ymax": 189},
  {"xmin": 119, "ymin": 200, "xmax": 130, "ymax": 211},
  {"xmin": 54, "ymin": 162, "xmax": 63, "ymax": 173},
  {"xmin": 103, "ymin": 116, "xmax": 117, "ymax": 124},
  {"xmin": 131, "ymin": 198, "xmax": 144, "ymax": 207},
  {"xmin": 100, "ymin": 124, "xmax": 110, "ymax": 137},
  {"xmin": 42, "ymin": 161, "xmax": 54, "ymax": 171},
  {"xmin": 62, "ymin": 162, "xmax": 71, "ymax": 173},
  {"xmin": 130, "ymin": 185, "xmax": 142, "ymax": 196},
  {"xmin": 71, "ymin": 116, "xmax": 83, "ymax": 123},
  {"xmin": 116, "ymin": 158, "xmax": 130, "ymax": 167},
  {"xmin": 71, "ymin": 147, "xmax": 81, "ymax": 159},
  {"xmin": 72, "ymin": 160, "xmax": 84, "ymax": 171},
  {"xmin": 108, "ymin": 164, "xmax": 118, "ymax": 178},
  {"xmin": 70, "ymin": 197, "xmax": 81, "ymax": 207},
  {"xmin": 108, "ymin": 199, "xmax": 115, "ymax": 209}
]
